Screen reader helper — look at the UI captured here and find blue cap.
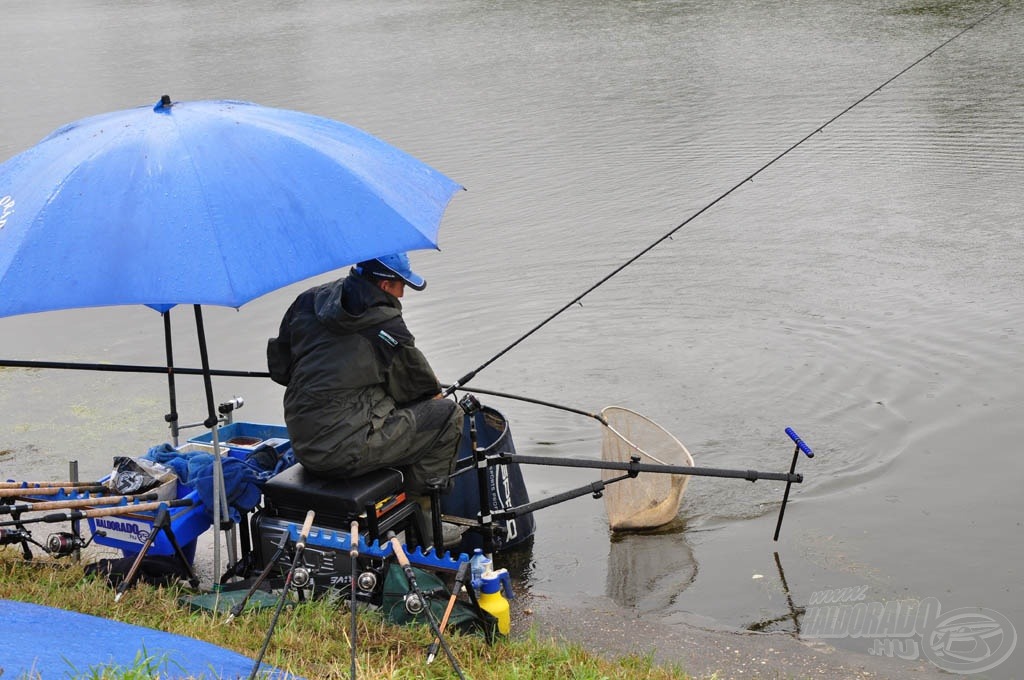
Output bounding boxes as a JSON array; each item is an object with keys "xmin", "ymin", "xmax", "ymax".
[{"xmin": 356, "ymin": 252, "xmax": 426, "ymax": 290}]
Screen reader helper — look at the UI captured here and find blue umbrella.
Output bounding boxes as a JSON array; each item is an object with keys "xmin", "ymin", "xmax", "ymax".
[
  {"xmin": 0, "ymin": 95, "xmax": 461, "ymax": 316},
  {"xmin": 0, "ymin": 95, "xmax": 463, "ymax": 585}
]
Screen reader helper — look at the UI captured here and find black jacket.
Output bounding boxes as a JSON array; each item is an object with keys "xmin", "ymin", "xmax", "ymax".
[{"xmin": 267, "ymin": 271, "xmax": 441, "ymax": 472}]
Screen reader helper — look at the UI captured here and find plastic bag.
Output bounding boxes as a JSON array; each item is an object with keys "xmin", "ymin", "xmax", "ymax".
[{"xmin": 110, "ymin": 456, "xmax": 175, "ymax": 497}]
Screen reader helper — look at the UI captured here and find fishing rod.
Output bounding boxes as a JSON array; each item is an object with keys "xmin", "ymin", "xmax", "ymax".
[
  {"xmin": 248, "ymin": 510, "xmax": 316, "ymax": 680},
  {"xmin": 0, "ymin": 480, "xmax": 107, "ymax": 490},
  {"xmin": 444, "ymin": 384, "xmax": 603, "ymax": 422},
  {"xmin": 441, "ymin": 4, "xmax": 1005, "ymax": 397},
  {"xmin": 0, "ymin": 358, "xmax": 268, "ymax": 378},
  {"xmin": 387, "ymin": 533, "xmax": 466, "ymax": 679},
  {"xmin": 427, "ymin": 559, "xmax": 471, "ymax": 665},
  {"xmin": 0, "ymin": 355, "xmax": 600, "ymax": 423},
  {"xmin": 0, "ymin": 485, "xmax": 109, "ymax": 499},
  {"xmin": 0, "ymin": 498, "xmax": 193, "ymax": 528},
  {"xmin": 0, "ymin": 492, "xmax": 159, "ymax": 515},
  {"xmin": 349, "ymin": 519, "xmax": 359, "ymax": 680}
]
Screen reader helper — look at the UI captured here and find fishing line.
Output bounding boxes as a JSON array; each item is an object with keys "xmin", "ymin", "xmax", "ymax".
[{"xmin": 443, "ymin": 4, "xmax": 1004, "ymax": 395}]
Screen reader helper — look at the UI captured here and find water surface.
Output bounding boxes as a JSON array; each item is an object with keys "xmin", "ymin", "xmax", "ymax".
[{"xmin": 2, "ymin": 1, "xmax": 1021, "ymax": 676}]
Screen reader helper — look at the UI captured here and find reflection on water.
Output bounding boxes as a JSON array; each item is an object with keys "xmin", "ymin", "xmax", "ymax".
[
  {"xmin": 606, "ymin": 521, "xmax": 695, "ymax": 612},
  {"xmin": 746, "ymin": 552, "xmax": 804, "ymax": 635}
]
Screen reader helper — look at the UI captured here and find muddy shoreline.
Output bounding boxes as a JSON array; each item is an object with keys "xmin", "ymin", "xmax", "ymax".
[
  {"xmin": 186, "ymin": 534, "xmax": 949, "ymax": 679},
  {"xmin": 513, "ymin": 591, "xmax": 949, "ymax": 680}
]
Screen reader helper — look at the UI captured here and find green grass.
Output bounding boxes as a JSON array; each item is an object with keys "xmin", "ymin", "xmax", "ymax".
[{"xmin": 0, "ymin": 549, "xmax": 692, "ymax": 680}]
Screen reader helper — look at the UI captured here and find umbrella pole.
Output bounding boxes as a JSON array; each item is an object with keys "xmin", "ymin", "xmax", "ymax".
[
  {"xmin": 193, "ymin": 305, "xmax": 237, "ymax": 595},
  {"xmin": 162, "ymin": 311, "xmax": 180, "ymax": 447}
]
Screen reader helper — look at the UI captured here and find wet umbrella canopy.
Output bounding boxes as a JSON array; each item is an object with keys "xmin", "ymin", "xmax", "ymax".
[
  {"xmin": 0, "ymin": 95, "xmax": 463, "ymax": 584},
  {"xmin": 0, "ymin": 95, "xmax": 461, "ymax": 315}
]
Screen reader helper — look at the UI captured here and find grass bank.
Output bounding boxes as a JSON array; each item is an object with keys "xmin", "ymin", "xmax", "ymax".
[{"xmin": 0, "ymin": 549, "xmax": 693, "ymax": 679}]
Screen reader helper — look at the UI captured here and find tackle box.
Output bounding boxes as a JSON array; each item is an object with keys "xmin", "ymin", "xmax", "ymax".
[
  {"xmin": 87, "ymin": 481, "xmax": 209, "ymax": 563},
  {"xmin": 87, "ymin": 444, "xmax": 218, "ymax": 562},
  {"xmin": 187, "ymin": 421, "xmax": 291, "ymax": 461}
]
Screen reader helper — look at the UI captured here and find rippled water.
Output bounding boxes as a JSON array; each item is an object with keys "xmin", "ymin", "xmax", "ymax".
[{"xmin": 2, "ymin": 1, "xmax": 1022, "ymax": 675}]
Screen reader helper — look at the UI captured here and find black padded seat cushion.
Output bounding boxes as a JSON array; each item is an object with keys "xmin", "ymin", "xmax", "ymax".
[{"xmin": 263, "ymin": 463, "xmax": 404, "ymax": 517}]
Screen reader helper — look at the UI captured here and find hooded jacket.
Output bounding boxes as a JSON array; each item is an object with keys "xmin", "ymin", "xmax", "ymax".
[{"xmin": 267, "ymin": 271, "xmax": 442, "ymax": 473}]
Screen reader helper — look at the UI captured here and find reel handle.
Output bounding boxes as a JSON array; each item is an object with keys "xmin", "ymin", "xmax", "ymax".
[
  {"xmin": 297, "ymin": 510, "xmax": 315, "ymax": 550},
  {"xmin": 349, "ymin": 520, "xmax": 359, "ymax": 558}
]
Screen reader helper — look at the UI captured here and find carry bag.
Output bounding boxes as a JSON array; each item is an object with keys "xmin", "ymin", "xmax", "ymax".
[{"xmin": 381, "ymin": 563, "xmax": 497, "ymax": 642}]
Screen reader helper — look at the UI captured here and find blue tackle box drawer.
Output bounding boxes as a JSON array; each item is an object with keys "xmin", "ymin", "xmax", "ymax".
[{"xmin": 88, "ymin": 482, "xmax": 209, "ymax": 562}]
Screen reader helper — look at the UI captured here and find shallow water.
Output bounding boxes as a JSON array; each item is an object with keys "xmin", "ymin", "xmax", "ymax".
[{"xmin": 2, "ymin": 1, "xmax": 1022, "ymax": 676}]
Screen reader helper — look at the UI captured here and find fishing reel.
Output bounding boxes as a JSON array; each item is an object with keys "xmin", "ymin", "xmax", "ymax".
[
  {"xmin": 0, "ymin": 527, "xmax": 48, "ymax": 560},
  {"xmin": 291, "ymin": 565, "xmax": 312, "ymax": 589},
  {"xmin": 45, "ymin": 530, "xmax": 102, "ymax": 559},
  {"xmin": 0, "ymin": 527, "xmax": 32, "ymax": 546},
  {"xmin": 356, "ymin": 570, "xmax": 379, "ymax": 593},
  {"xmin": 458, "ymin": 393, "xmax": 481, "ymax": 415},
  {"xmin": 403, "ymin": 591, "xmax": 427, "ymax": 615}
]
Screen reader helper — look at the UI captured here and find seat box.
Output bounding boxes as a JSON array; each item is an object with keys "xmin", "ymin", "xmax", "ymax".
[{"xmin": 262, "ymin": 464, "xmax": 405, "ymax": 526}]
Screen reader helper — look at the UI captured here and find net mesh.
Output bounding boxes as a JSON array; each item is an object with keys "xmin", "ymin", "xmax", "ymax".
[{"xmin": 601, "ymin": 406, "xmax": 693, "ymax": 531}]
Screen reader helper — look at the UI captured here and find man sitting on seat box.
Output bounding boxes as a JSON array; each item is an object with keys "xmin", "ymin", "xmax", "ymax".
[{"xmin": 267, "ymin": 252, "xmax": 461, "ymax": 508}]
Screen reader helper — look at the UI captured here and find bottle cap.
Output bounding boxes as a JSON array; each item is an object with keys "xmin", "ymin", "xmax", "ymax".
[{"xmin": 479, "ymin": 568, "xmax": 514, "ymax": 598}]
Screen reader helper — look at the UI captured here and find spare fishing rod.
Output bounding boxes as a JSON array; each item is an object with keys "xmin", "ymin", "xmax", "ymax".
[
  {"xmin": 0, "ymin": 484, "xmax": 109, "ymax": 499},
  {"xmin": 0, "ymin": 498, "xmax": 193, "ymax": 528},
  {"xmin": 427, "ymin": 558, "xmax": 471, "ymax": 665},
  {"xmin": 349, "ymin": 519, "xmax": 359, "ymax": 680},
  {"xmin": 442, "ymin": 4, "xmax": 1004, "ymax": 397},
  {"xmin": 386, "ymin": 533, "xmax": 466, "ymax": 680},
  {"xmin": 0, "ymin": 358, "xmax": 269, "ymax": 378},
  {"xmin": 0, "ymin": 492, "xmax": 159, "ymax": 516},
  {"xmin": 248, "ymin": 510, "xmax": 316, "ymax": 680},
  {"xmin": 0, "ymin": 480, "xmax": 109, "ymax": 490}
]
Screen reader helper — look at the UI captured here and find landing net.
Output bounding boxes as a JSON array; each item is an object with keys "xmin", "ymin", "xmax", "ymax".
[{"xmin": 600, "ymin": 406, "xmax": 693, "ymax": 531}]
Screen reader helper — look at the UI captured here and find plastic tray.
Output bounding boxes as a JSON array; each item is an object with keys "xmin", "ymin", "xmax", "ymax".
[{"xmin": 187, "ymin": 422, "xmax": 290, "ymax": 460}]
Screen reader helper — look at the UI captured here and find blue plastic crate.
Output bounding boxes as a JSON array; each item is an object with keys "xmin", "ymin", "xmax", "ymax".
[
  {"xmin": 88, "ymin": 482, "xmax": 209, "ymax": 562},
  {"xmin": 187, "ymin": 422, "xmax": 290, "ymax": 460}
]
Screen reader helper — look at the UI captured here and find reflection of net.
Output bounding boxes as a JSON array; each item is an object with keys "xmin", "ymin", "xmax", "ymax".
[{"xmin": 601, "ymin": 406, "xmax": 693, "ymax": 531}]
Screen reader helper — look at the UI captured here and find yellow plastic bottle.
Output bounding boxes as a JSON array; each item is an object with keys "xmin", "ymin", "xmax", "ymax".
[{"xmin": 477, "ymin": 568, "xmax": 514, "ymax": 635}]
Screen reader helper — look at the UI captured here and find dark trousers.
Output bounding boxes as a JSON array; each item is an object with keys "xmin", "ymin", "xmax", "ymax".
[{"xmin": 357, "ymin": 397, "xmax": 463, "ymax": 494}]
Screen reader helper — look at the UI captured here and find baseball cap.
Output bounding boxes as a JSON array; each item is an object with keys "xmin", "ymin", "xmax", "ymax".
[{"xmin": 356, "ymin": 252, "xmax": 426, "ymax": 290}]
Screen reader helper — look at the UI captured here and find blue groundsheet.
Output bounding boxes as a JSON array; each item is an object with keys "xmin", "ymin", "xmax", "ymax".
[{"xmin": 0, "ymin": 600, "xmax": 299, "ymax": 679}]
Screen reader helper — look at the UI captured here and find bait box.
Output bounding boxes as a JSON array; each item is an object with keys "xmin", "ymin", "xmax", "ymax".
[{"xmin": 187, "ymin": 422, "xmax": 291, "ymax": 461}]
